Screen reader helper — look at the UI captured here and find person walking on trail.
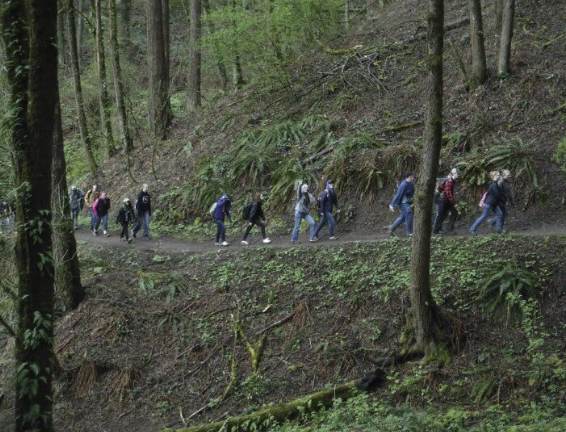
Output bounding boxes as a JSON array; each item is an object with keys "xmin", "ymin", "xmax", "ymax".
[
  {"xmin": 291, "ymin": 182, "xmax": 317, "ymax": 244},
  {"xmin": 387, "ymin": 172, "xmax": 415, "ymax": 237},
  {"xmin": 92, "ymin": 192, "xmax": 111, "ymax": 237},
  {"xmin": 313, "ymin": 179, "xmax": 341, "ymax": 241},
  {"xmin": 116, "ymin": 198, "xmax": 136, "ymax": 243},
  {"xmin": 488, "ymin": 169, "xmax": 515, "ymax": 232},
  {"xmin": 241, "ymin": 193, "xmax": 271, "ymax": 245},
  {"xmin": 433, "ymin": 168, "xmax": 461, "ymax": 235},
  {"xmin": 69, "ymin": 186, "xmax": 85, "ymax": 230},
  {"xmin": 0, "ymin": 200, "xmax": 13, "ymax": 234},
  {"xmin": 470, "ymin": 171, "xmax": 504, "ymax": 235},
  {"xmin": 85, "ymin": 184, "xmax": 100, "ymax": 233},
  {"xmin": 212, "ymin": 194, "xmax": 232, "ymax": 246},
  {"xmin": 132, "ymin": 183, "xmax": 152, "ymax": 240}
]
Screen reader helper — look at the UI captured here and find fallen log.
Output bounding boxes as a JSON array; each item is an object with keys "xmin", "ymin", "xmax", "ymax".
[{"xmin": 162, "ymin": 369, "xmax": 386, "ymax": 432}]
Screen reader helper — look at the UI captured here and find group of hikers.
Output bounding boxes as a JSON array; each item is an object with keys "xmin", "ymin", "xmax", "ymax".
[{"xmin": 69, "ymin": 183, "xmax": 152, "ymax": 243}]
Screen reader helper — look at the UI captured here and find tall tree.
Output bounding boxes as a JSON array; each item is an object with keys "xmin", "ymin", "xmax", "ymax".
[
  {"xmin": 162, "ymin": 0, "xmax": 170, "ymax": 84},
  {"xmin": 495, "ymin": 0, "xmax": 504, "ymax": 36},
  {"xmin": 498, "ymin": 0, "xmax": 515, "ymax": 76},
  {"xmin": 57, "ymin": 0, "xmax": 68, "ymax": 65},
  {"xmin": 1, "ymin": 0, "xmax": 58, "ymax": 429},
  {"xmin": 67, "ymin": 0, "xmax": 98, "ymax": 173},
  {"xmin": 469, "ymin": 0, "xmax": 486, "ymax": 86},
  {"xmin": 94, "ymin": 0, "xmax": 117, "ymax": 155},
  {"xmin": 110, "ymin": 0, "xmax": 133, "ymax": 152},
  {"xmin": 231, "ymin": 0, "xmax": 245, "ymax": 89},
  {"xmin": 187, "ymin": 0, "xmax": 202, "ymax": 111},
  {"xmin": 202, "ymin": 0, "xmax": 229, "ymax": 89},
  {"xmin": 148, "ymin": 0, "xmax": 172, "ymax": 139},
  {"xmin": 118, "ymin": 0, "xmax": 132, "ymax": 51},
  {"xmin": 52, "ymin": 90, "xmax": 85, "ymax": 312},
  {"xmin": 407, "ymin": 0, "xmax": 449, "ymax": 363}
]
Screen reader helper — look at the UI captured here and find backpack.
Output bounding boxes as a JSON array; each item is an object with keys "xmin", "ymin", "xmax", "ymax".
[
  {"xmin": 209, "ymin": 202, "xmax": 217, "ymax": 216},
  {"xmin": 242, "ymin": 202, "xmax": 253, "ymax": 221},
  {"xmin": 479, "ymin": 191, "xmax": 488, "ymax": 208}
]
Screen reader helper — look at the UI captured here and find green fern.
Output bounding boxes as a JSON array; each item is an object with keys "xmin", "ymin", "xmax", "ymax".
[
  {"xmin": 379, "ymin": 143, "xmax": 420, "ymax": 179},
  {"xmin": 268, "ymin": 159, "xmax": 318, "ymax": 211},
  {"xmin": 486, "ymin": 137, "xmax": 538, "ymax": 189},
  {"xmin": 471, "ymin": 376, "xmax": 498, "ymax": 404},
  {"xmin": 457, "ymin": 147, "xmax": 490, "ymax": 189}
]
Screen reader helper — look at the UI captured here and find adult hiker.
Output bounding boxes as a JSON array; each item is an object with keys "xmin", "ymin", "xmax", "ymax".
[
  {"xmin": 488, "ymin": 169, "xmax": 515, "ymax": 232},
  {"xmin": 0, "ymin": 200, "xmax": 13, "ymax": 234},
  {"xmin": 387, "ymin": 172, "xmax": 415, "ymax": 237},
  {"xmin": 92, "ymin": 192, "xmax": 111, "ymax": 237},
  {"xmin": 470, "ymin": 171, "xmax": 504, "ymax": 235},
  {"xmin": 69, "ymin": 186, "xmax": 85, "ymax": 230},
  {"xmin": 241, "ymin": 193, "xmax": 271, "ymax": 245},
  {"xmin": 212, "ymin": 193, "xmax": 232, "ymax": 246},
  {"xmin": 116, "ymin": 197, "xmax": 136, "ymax": 243},
  {"xmin": 85, "ymin": 184, "xmax": 101, "ymax": 233},
  {"xmin": 291, "ymin": 181, "xmax": 317, "ymax": 244},
  {"xmin": 132, "ymin": 183, "xmax": 152, "ymax": 240},
  {"xmin": 433, "ymin": 168, "xmax": 461, "ymax": 235},
  {"xmin": 313, "ymin": 179, "xmax": 341, "ymax": 241}
]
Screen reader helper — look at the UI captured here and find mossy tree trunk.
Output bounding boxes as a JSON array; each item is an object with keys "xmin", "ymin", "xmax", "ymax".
[
  {"xmin": 187, "ymin": 0, "xmax": 202, "ymax": 111},
  {"xmin": 67, "ymin": 0, "xmax": 98, "ymax": 173},
  {"xmin": 407, "ymin": 0, "xmax": 450, "ymax": 364},
  {"xmin": 148, "ymin": 0, "xmax": 172, "ymax": 140},
  {"xmin": 57, "ymin": 0, "xmax": 67, "ymax": 65},
  {"xmin": 109, "ymin": 0, "xmax": 133, "ymax": 153},
  {"xmin": 231, "ymin": 0, "xmax": 245, "ymax": 89},
  {"xmin": 495, "ymin": 0, "xmax": 503, "ymax": 36},
  {"xmin": 94, "ymin": 0, "xmax": 117, "ymax": 156},
  {"xmin": 202, "ymin": 0, "xmax": 228, "ymax": 89},
  {"xmin": 1, "ymin": 0, "xmax": 58, "ymax": 429},
  {"xmin": 118, "ymin": 0, "xmax": 133, "ymax": 55},
  {"xmin": 52, "ymin": 88, "xmax": 85, "ymax": 312},
  {"xmin": 497, "ymin": 0, "xmax": 515, "ymax": 76},
  {"xmin": 468, "ymin": 0, "xmax": 486, "ymax": 87}
]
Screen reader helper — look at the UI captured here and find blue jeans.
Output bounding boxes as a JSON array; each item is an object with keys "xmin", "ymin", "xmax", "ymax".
[
  {"xmin": 314, "ymin": 211, "xmax": 335, "ymax": 237},
  {"xmin": 71, "ymin": 209, "xmax": 80, "ymax": 228},
  {"xmin": 95, "ymin": 214, "xmax": 108, "ymax": 232},
  {"xmin": 390, "ymin": 203, "xmax": 413, "ymax": 235},
  {"xmin": 0, "ymin": 215, "xmax": 12, "ymax": 233},
  {"xmin": 490, "ymin": 205, "xmax": 507, "ymax": 227},
  {"xmin": 214, "ymin": 219, "xmax": 226, "ymax": 243},
  {"xmin": 292, "ymin": 212, "xmax": 315, "ymax": 242},
  {"xmin": 88, "ymin": 207, "xmax": 96, "ymax": 231},
  {"xmin": 133, "ymin": 211, "xmax": 151, "ymax": 238},
  {"xmin": 471, "ymin": 204, "xmax": 503, "ymax": 233}
]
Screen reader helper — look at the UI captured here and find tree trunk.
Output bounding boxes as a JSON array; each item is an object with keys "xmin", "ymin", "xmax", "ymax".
[
  {"xmin": 231, "ymin": 0, "xmax": 245, "ymax": 89},
  {"xmin": 495, "ymin": 0, "xmax": 504, "ymax": 36},
  {"xmin": 57, "ymin": 0, "xmax": 67, "ymax": 65},
  {"xmin": 110, "ymin": 0, "xmax": 133, "ymax": 152},
  {"xmin": 118, "ymin": 0, "xmax": 132, "ymax": 46},
  {"xmin": 94, "ymin": 0, "xmax": 116, "ymax": 156},
  {"xmin": 77, "ymin": 0, "xmax": 84, "ymax": 64},
  {"xmin": 187, "ymin": 0, "xmax": 202, "ymax": 111},
  {"xmin": 497, "ymin": 0, "xmax": 515, "ymax": 76},
  {"xmin": 162, "ymin": 0, "xmax": 170, "ymax": 81},
  {"xmin": 202, "ymin": 0, "xmax": 228, "ymax": 89},
  {"xmin": 468, "ymin": 0, "xmax": 486, "ymax": 86},
  {"xmin": 407, "ymin": 0, "xmax": 448, "ymax": 364},
  {"xmin": 52, "ymin": 90, "xmax": 85, "ymax": 312},
  {"xmin": 344, "ymin": 0, "xmax": 349, "ymax": 30},
  {"xmin": 147, "ymin": 0, "xmax": 172, "ymax": 139},
  {"xmin": 68, "ymin": 0, "xmax": 98, "ymax": 173},
  {"xmin": 1, "ymin": 0, "xmax": 58, "ymax": 429}
]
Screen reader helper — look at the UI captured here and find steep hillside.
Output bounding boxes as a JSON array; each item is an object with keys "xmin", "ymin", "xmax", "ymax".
[{"xmin": 66, "ymin": 0, "xmax": 566, "ymax": 237}]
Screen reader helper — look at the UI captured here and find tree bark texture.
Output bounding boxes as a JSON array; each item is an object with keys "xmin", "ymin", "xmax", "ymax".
[
  {"xmin": 468, "ymin": 0, "xmax": 486, "ymax": 86},
  {"xmin": 94, "ymin": 0, "xmax": 116, "ymax": 155},
  {"xmin": 231, "ymin": 0, "xmax": 245, "ymax": 89},
  {"xmin": 67, "ymin": 0, "xmax": 98, "ymax": 173},
  {"xmin": 498, "ymin": 0, "xmax": 515, "ymax": 76},
  {"xmin": 110, "ymin": 0, "xmax": 133, "ymax": 152},
  {"xmin": 1, "ymin": 0, "xmax": 58, "ymax": 429},
  {"xmin": 52, "ymin": 92, "xmax": 85, "ymax": 312},
  {"xmin": 187, "ymin": 0, "xmax": 202, "ymax": 111},
  {"xmin": 162, "ymin": 0, "xmax": 170, "ymax": 80},
  {"xmin": 409, "ymin": 0, "xmax": 443, "ymax": 356},
  {"xmin": 148, "ymin": 0, "xmax": 172, "ymax": 139},
  {"xmin": 57, "ymin": 0, "xmax": 67, "ymax": 65},
  {"xmin": 118, "ymin": 0, "xmax": 132, "ymax": 46},
  {"xmin": 77, "ymin": 0, "xmax": 84, "ymax": 63},
  {"xmin": 202, "ymin": 0, "xmax": 228, "ymax": 89},
  {"xmin": 495, "ymin": 0, "xmax": 503, "ymax": 36}
]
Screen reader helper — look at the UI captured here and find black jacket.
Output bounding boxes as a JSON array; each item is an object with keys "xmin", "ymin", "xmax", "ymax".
[
  {"xmin": 249, "ymin": 200, "xmax": 265, "ymax": 222},
  {"xmin": 497, "ymin": 178, "xmax": 515, "ymax": 207},
  {"xmin": 116, "ymin": 204, "xmax": 135, "ymax": 225},
  {"xmin": 319, "ymin": 190, "xmax": 339, "ymax": 213},
  {"xmin": 485, "ymin": 181, "xmax": 502, "ymax": 206},
  {"xmin": 136, "ymin": 191, "xmax": 151, "ymax": 216}
]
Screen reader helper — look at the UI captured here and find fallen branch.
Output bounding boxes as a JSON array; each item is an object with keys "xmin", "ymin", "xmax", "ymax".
[
  {"xmin": 368, "ymin": 351, "xmax": 424, "ymax": 368},
  {"xmin": 393, "ymin": 18, "xmax": 470, "ymax": 46},
  {"xmin": 254, "ymin": 312, "xmax": 296, "ymax": 336},
  {"xmin": 381, "ymin": 120, "xmax": 423, "ymax": 134},
  {"xmin": 162, "ymin": 369, "xmax": 387, "ymax": 432}
]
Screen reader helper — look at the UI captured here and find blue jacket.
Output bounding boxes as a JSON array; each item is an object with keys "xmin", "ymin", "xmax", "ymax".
[
  {"xmin": 390, "ymin": 180, "xmax": 415, "ymax": 207},
  {"xmin": 213, "ymin": 196, "xmax": 232, "ymax": 222},
  {"xmin": 319, "ymin": 181, "xmax": 339, "ymax": 213}
]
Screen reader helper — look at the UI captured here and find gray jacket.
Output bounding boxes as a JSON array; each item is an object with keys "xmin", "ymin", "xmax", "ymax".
[
  {"xmin": 497, "ymin": 178, "xmax": 515, "ymax": 206},
  {"xmin": 294, "ymin": 184, "xmax": 316, "ymax": 214}
]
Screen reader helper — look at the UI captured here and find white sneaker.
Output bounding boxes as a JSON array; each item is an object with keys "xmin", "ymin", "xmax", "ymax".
[
  {"xmin": 309, "ymin": 237, "xmax": 319, "ymax": 243},
  {"xmin": 329, "ymin": 236, "xmax": 337, "ymax": 240},
  {"xmin": 262, "ymin": 238, "xmax": 272, "ymax": 244},
  {"xmin": 221, "ymin": 241, "xmax": 229, "ymax": 246},
  {"xmin": 241, "ymin": 240, "xmax": 249, "ymax": 245},
  {"xmin": 215, "ymin": 242, "xmax": 220, "ymax": 246}
]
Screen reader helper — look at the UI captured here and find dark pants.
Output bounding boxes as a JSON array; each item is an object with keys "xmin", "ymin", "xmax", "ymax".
[
  {"xmin": 215, "ymin": 219, "xmax": 226, "ymax": 243},
  {"xmin": 433, "ymin": 201, "xmax": 458, "ymax": 233},
  {"xmin": 120, "ymin": 222, "xmax": 130, "ymax": 240},
  {"xmin": 243, "ymin": 220, "xmax": 266, "ymax": 240},
  {"xmin": 314, "ymin": 211, "xmax": 335, "ymax": 237},
  {"xmin": 390, "ymin": 203, "xmax": 413, "ymax": 235}
]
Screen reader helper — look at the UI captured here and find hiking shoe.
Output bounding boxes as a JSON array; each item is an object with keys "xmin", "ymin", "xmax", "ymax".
[
  {"xmin": 469, "ymin": 229, "xmax": 476, "ymax": 235},
  {"xmin": 221, "ymin": 241, "xmax": 229, "ymax": 246},
  {"xmin": 104, "ymin": 231, "xmax": 110, "ymax": 237},
  {"xmin": 263, "ymin": 238, "xmax": 272, "ymax": 244},
  {"xmin": 215, "ymin": 242, "xmax": 220, "ymax": 246},
  {"xmin": 241, "ymin": 240, "xmax": 249, "ymax": 245},
  {"xmin": 92, "ymin": 230, "xmax": 98, "ymax": 236},
  {"xmin": 127, "ymin": 238, "xmax": 133, "ymax": 244},
  {"xmin": 131, "ymin": 229, "xmax": 137, "ymax": 238},
  {"xmin": 291, "ymin": 241, "xmax": 297, "ymax": 244},
  {"xmin": 120, "ymin": 237, "xmax": 125, "ymax": 242},
  {"xmin": 408, "ymin": 233, "xmax": 413, "ymax": 237},
  {"xmin": 143, "ymin": 237, "xmax": 150, "ymax": 241},
  {"xmin": 329, "ymin": 236, "xmax": 337, "ymax": 240},
  {"xmin": 309, "ymin": 237, "xmax": 319, "ymax": 243}
]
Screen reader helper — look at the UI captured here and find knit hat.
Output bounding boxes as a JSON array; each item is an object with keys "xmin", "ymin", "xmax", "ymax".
[{"xmin": 123, "ymin": 197, "xmax": 130, "ymax": 203}]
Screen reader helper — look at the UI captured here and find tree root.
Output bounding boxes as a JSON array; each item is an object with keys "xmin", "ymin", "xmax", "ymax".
[
  {"xmin": 368, "ymin": 351, "xmax": 423, "ymax": 368},
  {"xmin": 163, "ymin": 369, "xmax": 387, "ymax": 432}
]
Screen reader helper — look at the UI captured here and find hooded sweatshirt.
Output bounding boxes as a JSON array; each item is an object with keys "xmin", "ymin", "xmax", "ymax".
[
  {"xmin": 390, "ymin": 180, "xmax": 415, "ymax": 207},
  {"xmin": 93, "ymin": 197, "xmax": 111, "ymax": 217},
  {"xmin": 319, "ymin": 180, "xmax": 339, "ymax": 213},
  {"xmin": 136, "ymin": 190, "xmax": 151, "ymax": 216},
  {"xmin": 295, "ymin": 183, "xmax": 316, "ymax": 214},
  {"xmin": 70, "ymin": 188, "xmax": 85, "ymax": 211},
  {"xmin": 213, "ymin": 195, "xmax": 232, "ymax": 222}
]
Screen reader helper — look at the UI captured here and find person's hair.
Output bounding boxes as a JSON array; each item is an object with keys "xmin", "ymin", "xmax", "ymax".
[
  {"xmin": 255, "ymin": 192, "xmax": 262, "ymax": 201},
  {"xmin": 502, "ymin": 169, "xmax": 511, "ymax": 176},
  {"xmin": 489, "ymin": 171, "xmax": 500, "ymax": 178},
  {"xmin": 142, "ymin": 183, "xmax": 149, "ymax": 189},
  {"xmin": 403, "ymin": 172, "xmax": 414, "ymax": 180}
]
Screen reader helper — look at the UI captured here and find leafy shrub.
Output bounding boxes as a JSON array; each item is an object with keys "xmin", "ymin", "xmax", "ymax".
[
  {"xmin": 457, "ymin": 147, "xmax": 490, "ymax": 189},
  {"xmin": 379, "ymin": 143, "xmax": 420, "ymax": 180},
  {"xmin": 486, "ymin": 137, "xmax": 538, "ymax": 189},
  {"xmin": 269, "ymin": 159, "xmax": 318, "ymax": 211},
  {"xmin": 184, "ymin": 155, "xmax": 233, "ymax": 212}
]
